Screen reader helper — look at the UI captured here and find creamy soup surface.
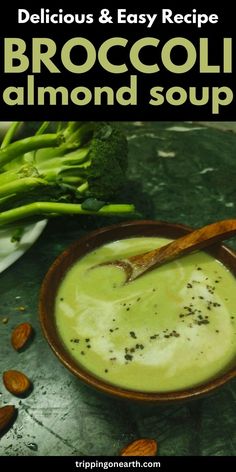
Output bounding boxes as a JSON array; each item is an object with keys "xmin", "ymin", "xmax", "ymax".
[{"xmin": 55, "ymin": 237, "xmax": 236, "ymax": 392}]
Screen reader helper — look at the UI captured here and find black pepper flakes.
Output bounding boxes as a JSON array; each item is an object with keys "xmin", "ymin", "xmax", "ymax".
[
  {"xmin": 150, "ymin": 334, "xmax": 159, "ymax": 340},
  {"xmin": 197, "ymin": 319, "xmax": 210, "ymax": 325},
  {"xmin": 129, "ymin": 331, "xmax": 137, "ymax": 339},
  {"xmin": 124, "ymin": 354, "xmax": 133, "ymax": 361},
  {"xmin": 206, "ymin": 284, "xmax": 215, "ymax": 295},
  {"xmin": 135, "ymin": 343, "xmax": 144, "ymax": 350},
  {"xmin": 70, "ymin": 338, "xmax": 80, "ymax": 344}
]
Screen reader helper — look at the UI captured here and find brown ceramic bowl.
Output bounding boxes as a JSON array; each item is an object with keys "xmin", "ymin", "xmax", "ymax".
[{"xmin": 39, "ymin": 220, "xmax": 236, "ymax": 402}]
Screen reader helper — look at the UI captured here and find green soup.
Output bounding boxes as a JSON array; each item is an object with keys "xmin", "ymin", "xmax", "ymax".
[{"xmin": 55, "ymin": 237, "xmax": 236, "ymax": 392}]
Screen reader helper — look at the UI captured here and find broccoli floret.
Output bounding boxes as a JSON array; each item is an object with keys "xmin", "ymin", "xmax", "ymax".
[
  {"xmin": 30, "ymin": 122, "xmax": 128, "ymax": 201},
  {"xmin": 92, "ymin": 123, "xmax": 128, "ymax": 172},
  {"xmin": 76, "ymin": 124, "xmax": 128, "ymax": 199},
  {"xmin": 0, "ymin": 121, "xmax": 134, "ymax": 226}
]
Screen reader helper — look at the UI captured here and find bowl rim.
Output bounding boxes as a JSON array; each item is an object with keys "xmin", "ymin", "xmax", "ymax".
[{"xmin": 39, "ymin": 219, "xmax": 236, "ymax": 402}]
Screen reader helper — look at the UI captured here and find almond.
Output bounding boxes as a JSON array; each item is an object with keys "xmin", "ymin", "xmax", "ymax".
[
  {"xmin": 120, "ymin": 438, "xmax": 158, "ymax": 456},
  {"xmin": 3, "ymin": 370, "xmax": 32, "ymax": 397},
  {"xmin": 11, "ymin": 322, "xmax": 33, "ymax": 351},
  {"xmin": 0, "ymin": 405, "xmax": 17, "ymax": 433}
]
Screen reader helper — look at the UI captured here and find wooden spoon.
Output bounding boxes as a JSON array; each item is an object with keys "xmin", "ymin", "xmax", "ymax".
[{"xmin": 97, "ymin": 219, "xmax": 236, "ymax": 283}]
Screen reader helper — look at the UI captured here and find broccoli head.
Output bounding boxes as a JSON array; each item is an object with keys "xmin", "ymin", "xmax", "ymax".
[{"xmin": 0, "ymin": 122, "xmax": 133, "ymax": 219}]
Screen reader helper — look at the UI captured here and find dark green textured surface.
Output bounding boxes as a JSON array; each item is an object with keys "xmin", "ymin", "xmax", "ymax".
[{"xmin": 0, "ymin": 121, "xmax": 236, "ymax": 456}]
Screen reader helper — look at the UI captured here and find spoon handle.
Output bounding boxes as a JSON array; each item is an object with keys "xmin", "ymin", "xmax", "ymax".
[{"xmin": 128, "ymin": 219, "xmax": 236, "ymax": 280}]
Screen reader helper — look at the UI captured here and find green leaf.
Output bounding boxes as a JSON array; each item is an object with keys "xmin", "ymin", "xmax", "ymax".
[{"xmin": 81, "ymin": 198, "xmax": 106, "ymax": 211}]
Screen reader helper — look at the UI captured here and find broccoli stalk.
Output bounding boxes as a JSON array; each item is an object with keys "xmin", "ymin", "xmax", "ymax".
[
  {"xmin": 0, "ymin": 202, "xmax": 134, "ymax": 227},
  {"xmin": 0, "ymin": 121, "xmax": 135, "ymax": 226}
]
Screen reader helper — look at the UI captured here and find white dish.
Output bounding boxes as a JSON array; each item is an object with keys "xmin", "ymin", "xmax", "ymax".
[
  {"xmin": 0, "ymin": 220, "xmax": 47, "ymax": 273},
  {"xmin": 0, "ymin": 122, "xmax": 48, "ymax": 273}
]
